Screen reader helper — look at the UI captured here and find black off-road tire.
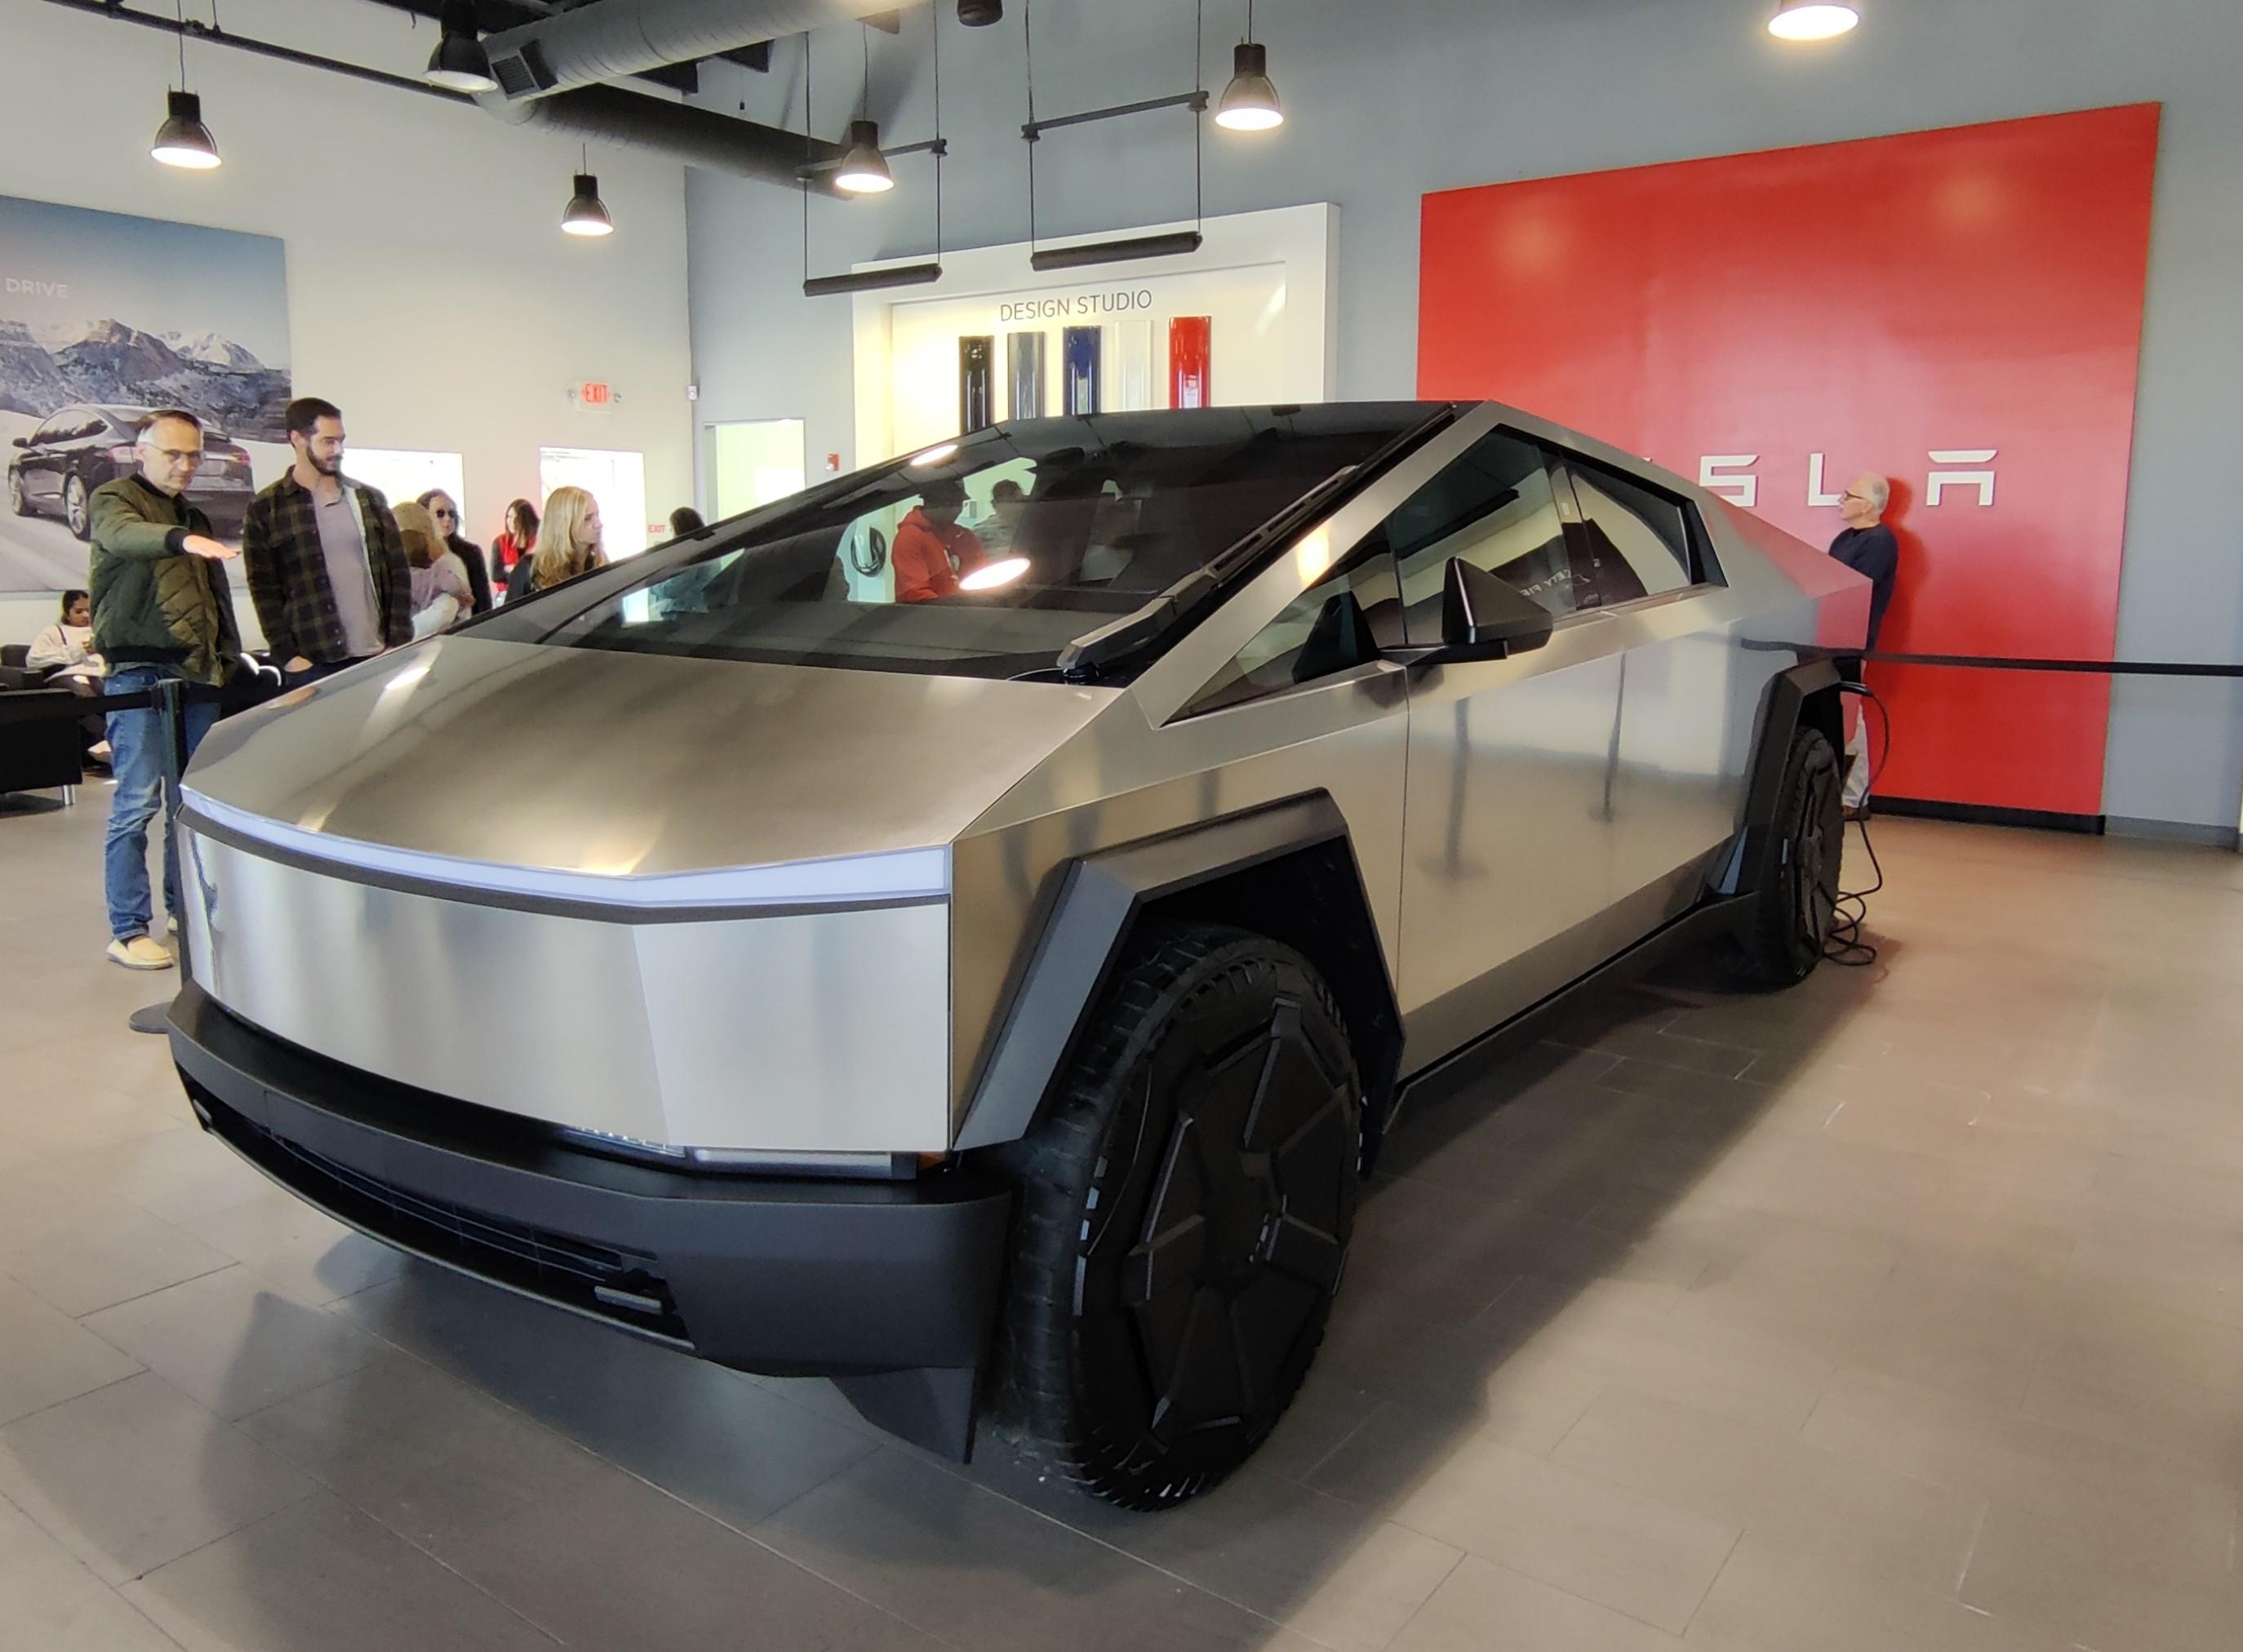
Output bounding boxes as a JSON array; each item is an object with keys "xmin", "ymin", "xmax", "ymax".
[
  {"xmin": 989, "ymin": 923, "xmax": 1361, "ymax": 1510},
  {"xmin": 1734, "ymin": 725, "xmax": 1842, "ymax": 987}
]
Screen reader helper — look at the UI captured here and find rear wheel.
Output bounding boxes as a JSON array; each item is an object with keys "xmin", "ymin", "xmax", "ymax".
[
  {"xmin": 992, "ymin": 924, "xmax": 1360, "ymax": 1509},
  {"xmin": 1734, "ymin": 725, "xmax": 1841, "ymax": 986},
  {"xmin": 64, "ymin": 474, "xmax": 90, "ymax": 540}
]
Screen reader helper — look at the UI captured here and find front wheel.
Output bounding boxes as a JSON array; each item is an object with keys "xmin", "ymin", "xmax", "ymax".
[
  {"xmin": 991, "ymin": 924, "xmax": 1361, "ymax": 1509},
  {"xmin": 64, "ymin": 473, "xmax": 91, "ymax": 540},
  {"xmin": 6, "ymin": 469, "xmax": 26, "ymax": 517},
  {"xmin": 1734, "ymin": 725, "xmax": 1842, "ymax": 986}
]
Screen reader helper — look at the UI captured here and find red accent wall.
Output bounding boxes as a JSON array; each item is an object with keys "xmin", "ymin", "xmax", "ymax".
[{"xmin": 1418, "ymin": 105, "xmax": 2160, "ymax": 816}]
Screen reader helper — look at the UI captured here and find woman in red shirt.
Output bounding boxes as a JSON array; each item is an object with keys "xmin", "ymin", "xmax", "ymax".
[{"xmin": 491, "ymin": 499, "xmax": 540, "ymax": 595}]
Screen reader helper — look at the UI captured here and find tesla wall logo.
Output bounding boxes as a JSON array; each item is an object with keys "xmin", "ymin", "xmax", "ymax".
[
  {"xmin": 1416, "ymin": 104, "xmax": 2158, "ymax": 817},
  {"xmin": 1698, "ymin": 451, "xmax": 2000, "ymax": 510}
]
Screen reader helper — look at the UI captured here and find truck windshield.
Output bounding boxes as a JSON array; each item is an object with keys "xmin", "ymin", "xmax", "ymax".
[{"xmin": 473, "ymin": 405, "xmax": 1435, "ymax": 680}]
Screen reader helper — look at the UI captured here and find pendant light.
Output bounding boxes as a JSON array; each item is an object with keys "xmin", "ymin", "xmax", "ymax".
[
  {"xmin": 835, "ymin": 121, "xmax": 895, "ymax": 193},
  {"xmin": 152, "ymin": 90, "xmax": 221, "ymax": 170},
  {"xmin": 835, "ymin": 27, "xmax": 895, "ymax": 193},
  {"xmin": 1768, "ymin": 1, "xmax": 1861, "ymax": 41},
  {"xmin": 151, "ymin": 3, "xmax": 220, "ymax": 170},
  {"xmin": 1215, "ymin": 1, "xmax": 1282, "ymax": 132},
  {"xmin": 562, "ymin": 153, "xmax": 614, "ymax": 237},
  {"xmin": 426, "ymin": 0, "xmax": 500, "ymax": 94}
]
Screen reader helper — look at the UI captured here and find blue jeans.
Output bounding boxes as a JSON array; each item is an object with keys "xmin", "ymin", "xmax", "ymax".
[{"xmin": 104, "ymin": 665, "xmax": 219, "ymax": 940}]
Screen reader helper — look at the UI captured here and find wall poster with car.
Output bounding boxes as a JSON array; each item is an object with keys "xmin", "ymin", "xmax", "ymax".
[{"xmin": 0, "ymin": 193, "xmax": 290, "ymax": 593}]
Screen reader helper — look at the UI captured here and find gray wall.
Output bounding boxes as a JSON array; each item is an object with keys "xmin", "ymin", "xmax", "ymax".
[{"xmin": 686, "ymin": 0, "xmax": 2243, "ymax": 831}]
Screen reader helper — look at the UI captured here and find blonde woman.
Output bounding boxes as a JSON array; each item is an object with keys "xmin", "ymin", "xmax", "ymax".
[
  {"xmin": 508, "ymin": 486, "xmax": 607, "ymax": 600},
  {"xmin": 392, "ymin": 500, "xmax": 472, "ymax": 639}
]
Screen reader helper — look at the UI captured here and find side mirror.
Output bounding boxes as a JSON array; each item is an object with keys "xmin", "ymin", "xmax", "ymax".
[
  {"xmin": 9, "ymin": 437, "xmax": 25, "ymax": 448},
  {"xmin": 1393, "ymin": 557, "xmax": 1554, "ymax": 667}
]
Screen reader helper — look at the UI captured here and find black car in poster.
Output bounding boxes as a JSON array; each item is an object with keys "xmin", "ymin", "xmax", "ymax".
[{"xmin": 7, "ymin": 403, "xmax": 255, "ymax": 540}]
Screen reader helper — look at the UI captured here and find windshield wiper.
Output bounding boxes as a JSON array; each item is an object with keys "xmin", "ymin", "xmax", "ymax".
[{"xmin": 1056, "ymin": 405, "xmax": 1459, "ymax": 681}]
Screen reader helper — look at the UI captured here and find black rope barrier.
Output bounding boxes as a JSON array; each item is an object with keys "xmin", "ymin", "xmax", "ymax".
[
  {"xmin": 0, "ymin": 677, "xmax": 281, "ymax": 726},
  {"xmin": 1835, "ymin": 648, "xmax": 2243, "ymax": 680}
]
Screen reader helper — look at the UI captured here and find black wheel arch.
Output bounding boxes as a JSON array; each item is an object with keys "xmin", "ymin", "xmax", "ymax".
[
  {"xmin": 1716, "ymin": 657, "xmax": 1846, "ymax": 902},
  {"xmin": 953, "ymin": 793, "xmax": 1403, "ymax": 1159}
]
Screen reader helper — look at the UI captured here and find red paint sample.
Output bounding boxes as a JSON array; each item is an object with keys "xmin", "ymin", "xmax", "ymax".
[{"xmin": 1169, "ymin": 316, "xmax": 1211, "ymax": 410}]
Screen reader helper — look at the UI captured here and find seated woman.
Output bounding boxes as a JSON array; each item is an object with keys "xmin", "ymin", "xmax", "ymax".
[{"xmin": 26, "ymin": 588, "xmax": 109, "ymax": 762}]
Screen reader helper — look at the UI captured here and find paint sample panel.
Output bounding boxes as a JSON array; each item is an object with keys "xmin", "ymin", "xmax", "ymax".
[
  {"xmin": 1111, "ymin": 318, "xmax": 1154, "ymax": 411},
  {"xmin": 958, "ymin": 335, "xmax": 994, "ymax": 433},
  {"xmin": 1008, "ymin": 331, "xmax": 1046, "ymax": 420},
  {"xmin": 1064, "ymin": 325, "xmax": 1103, "ymax": 415},
  {"xmin": 1169, "ymin": 317, "xmax": 1211, "ymax": 408}
]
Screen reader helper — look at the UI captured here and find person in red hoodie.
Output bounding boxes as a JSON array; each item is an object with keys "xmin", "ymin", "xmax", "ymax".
[{"xmin": 891, "ymin": 479, "xmax": 987, "ymax": 602}]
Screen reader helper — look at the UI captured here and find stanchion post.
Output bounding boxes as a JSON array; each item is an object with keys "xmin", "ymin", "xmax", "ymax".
[{"xmin": 126, "ymin": 676, "xmax": 189, "ymax": 1036}]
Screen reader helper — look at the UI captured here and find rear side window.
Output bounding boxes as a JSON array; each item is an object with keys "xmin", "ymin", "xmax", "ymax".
[
  {"xmin": 1386, "ymin": 430, "xmax": 1579, "ymax": 640},
  {"xmin": 1562, "ymin": 457, "xmax": 1707, "ymax": 596}
]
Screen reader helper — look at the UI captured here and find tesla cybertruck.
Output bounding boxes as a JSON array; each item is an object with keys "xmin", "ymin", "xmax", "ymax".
[{"xmin": 168, "ymin": 402, "xmax": 1866, "ymax": 1508}]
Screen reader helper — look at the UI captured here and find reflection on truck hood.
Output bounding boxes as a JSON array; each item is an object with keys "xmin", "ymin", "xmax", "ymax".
[{"xmin": 185, "ymin": 637, "xmax": 1116, "ymax": 878}]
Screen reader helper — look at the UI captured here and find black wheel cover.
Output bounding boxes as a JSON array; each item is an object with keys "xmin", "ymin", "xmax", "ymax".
[
  {"xmin": 1788, "ymin": 753, "xmax": 1840, "ymax": 957},
  {"xmin": 997, "ymin": 929, "xmax": 1359, "ymax": 1509},
  {"xmin": 1734, "ymin": 725, "xmax": 1842, "ymax": 988}
]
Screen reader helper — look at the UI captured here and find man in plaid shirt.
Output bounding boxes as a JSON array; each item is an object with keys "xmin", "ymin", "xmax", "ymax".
[{"xmin": 243, "ymin": 397, "xmax": 411, "ymax": 682}]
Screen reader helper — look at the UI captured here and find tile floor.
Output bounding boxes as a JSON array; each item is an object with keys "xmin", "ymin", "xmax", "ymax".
[{"xmin": 3, "ymin": 789, "xmax": 2242, "ymax": 1650}]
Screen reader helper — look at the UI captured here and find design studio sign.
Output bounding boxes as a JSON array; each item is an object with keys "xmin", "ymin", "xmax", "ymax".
[{"xmin": 997, "ymin": 288, "xmax": 1156, "ymax": 322}]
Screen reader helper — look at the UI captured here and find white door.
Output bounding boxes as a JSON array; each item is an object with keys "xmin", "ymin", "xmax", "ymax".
[
  {"xmin": 539, "ymin": 446, "xmax": 648, "ymax": 558},
  {"xmin": 704, "ymin": 420, "xmax": 806, "ymax": 522}
]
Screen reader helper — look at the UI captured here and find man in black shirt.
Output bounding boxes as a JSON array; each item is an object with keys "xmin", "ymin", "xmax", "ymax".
[{"xmin": 1832, "ymin": 473, "xmax": 1899, "ymax": 815}]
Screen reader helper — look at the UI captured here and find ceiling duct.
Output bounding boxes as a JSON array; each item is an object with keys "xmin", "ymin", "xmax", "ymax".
[
  {"xmin": 479, "ymin": 82, "xmax": 843, "ymax": 185},
  {"xmin": 480, "ymin": 0, "xmax": 926, "ymax": 102}
]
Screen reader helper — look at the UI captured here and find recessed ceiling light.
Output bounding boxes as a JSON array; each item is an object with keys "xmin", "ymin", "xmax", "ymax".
[{"xmin": 1768, "ymin": 2, "xmax": 1862, "ymax": 42}]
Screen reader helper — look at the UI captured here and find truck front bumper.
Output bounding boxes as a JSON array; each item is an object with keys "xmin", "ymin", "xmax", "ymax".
[{"xmin": 168, "ymin": 984, "xmax": 1013, "ymax": 1455}]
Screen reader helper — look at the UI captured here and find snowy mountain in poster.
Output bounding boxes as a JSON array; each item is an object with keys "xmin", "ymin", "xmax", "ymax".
[{"xmin": 0, "ymin": 318, "xmax": 287, "ymax": 438}]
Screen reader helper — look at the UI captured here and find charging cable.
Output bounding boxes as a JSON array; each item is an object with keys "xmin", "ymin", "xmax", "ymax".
[{"xmin": 1826, "ymin": 682, "xmax": 1890, "ymax": 967}]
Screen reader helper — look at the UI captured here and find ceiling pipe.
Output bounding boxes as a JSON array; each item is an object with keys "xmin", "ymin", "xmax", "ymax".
[
  {"xmin": 482, "ymin": 83, "xmax": 844, "ymax": 187},
  {"xmin": 479, "ymin": 0, "xmax": 927, "ymax": 102},
  {"xmin": 38, "ymin": 0, "xmax": 840, "ymax": 188},
  {"xmin": 42, "ymin": 0, "xmax": 472, "ymax": 103}
]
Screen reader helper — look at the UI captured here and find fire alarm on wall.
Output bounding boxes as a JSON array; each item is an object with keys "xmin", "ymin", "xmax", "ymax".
[
  {"xmin": 826, "ymin": 452, "xmax": 842, "ymax": 473},
  {"xmin": 579, "ymin": 381, "xmax": 612, "ymax": 406}
]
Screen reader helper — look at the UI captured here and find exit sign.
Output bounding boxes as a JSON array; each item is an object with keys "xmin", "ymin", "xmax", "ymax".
[{"xmin": 579, "ymin": 381, "xmax": 612, "ymax": 406}]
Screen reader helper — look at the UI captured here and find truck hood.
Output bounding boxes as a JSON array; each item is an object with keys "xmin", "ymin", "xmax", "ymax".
[{"xmin": 184, "ymin": 637, "xmax": 1116, "ymax": 878}]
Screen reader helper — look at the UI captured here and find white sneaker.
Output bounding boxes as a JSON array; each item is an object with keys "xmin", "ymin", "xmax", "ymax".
[
  {"xmin": 88, "ymin": 740, "xmax": 112, "ymax": 762},
  {"xmin": 107, "ymin": 935, "xmax": 175, "ymax": 970},
  {"xmin": 166, "ymin": 915, "xmax": 180, "ymax": 935}
]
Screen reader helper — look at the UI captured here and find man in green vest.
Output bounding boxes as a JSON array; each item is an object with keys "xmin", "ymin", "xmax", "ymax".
[{"xmin": 87, "ymin": 407, "xmax": 242, "ymax": 970}]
